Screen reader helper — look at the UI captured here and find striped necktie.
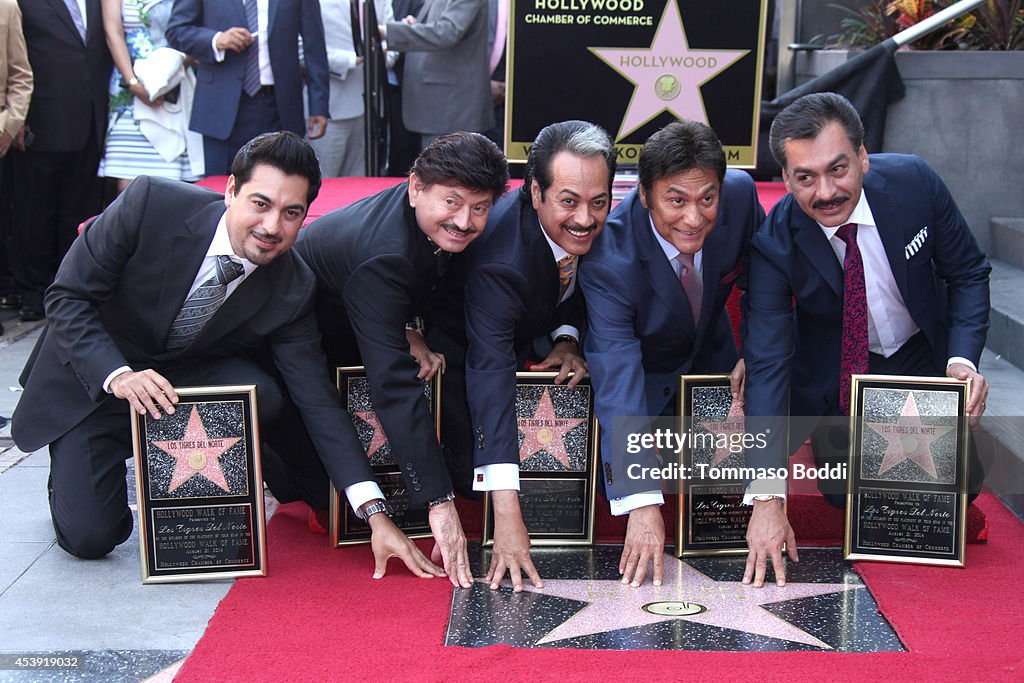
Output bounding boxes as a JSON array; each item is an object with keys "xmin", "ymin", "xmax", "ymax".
[
  {"xmin": 836, "ymin": 223, "xmax": 868, "ymax": 415},
  {"xmin": 558, "ymin": 254, "xmax": 577, "ymax": 300},
  {"xmin": 243, "ymin": 0, "xmax": 261, "ymax": 97},
  {"xmin": 166, "ymin": 256, "xmax": 245, "ymax": 350},
  {"xmin": 63, "ymin": 0, "xmax": 87, "ymax": 43}
]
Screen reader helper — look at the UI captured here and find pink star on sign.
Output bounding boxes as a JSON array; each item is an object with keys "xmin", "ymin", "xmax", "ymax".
[
  {"xmin": 152, "ymin": 406, "xmax": 240, "ymax": 493},
  {"xmin": 355, "ymin": 411, "xmax": 389, "ymax": 457},
  {"xmin": 520, "ymin": 556, "xmax": 861, "ymax": 648},
  {"xmin": 867, "ymin": 391, "xmax": 953, "ymax": 478},
  {"xmin": 518, "ymin": 387, "xmax": 585, "ymax": 468},
  {"xmin": 589, "ymin": 1, "xmax": 748, "ymax": 140},
  {"xmin": 699, "ymin": 400, "xmax": 746, "ymax": 467}
]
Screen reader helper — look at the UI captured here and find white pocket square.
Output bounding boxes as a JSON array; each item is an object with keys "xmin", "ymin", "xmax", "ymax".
[{"xmin": 905, "ymin": 227, "xmax": 928, "ymax": 260}]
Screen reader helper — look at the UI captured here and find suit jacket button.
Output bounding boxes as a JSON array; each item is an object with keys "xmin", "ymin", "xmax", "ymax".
[
  {"xmin": 413, "ymin": 483, "xmax": 422, "ymax": 492},
  {"xmin": 663, "ymin": 387, "xmax": 670, "ymax": 397},
  {"xmin": 603, "ymin": 462, "xmax": 614, "ymax": 484},
  {"xmin": 405, "ymin": 463, "xmax": 413, "ymax": 471}
]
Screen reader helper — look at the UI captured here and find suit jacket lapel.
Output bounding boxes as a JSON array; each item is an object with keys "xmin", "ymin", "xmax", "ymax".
[
  {"xmin": 862, "ymin": 172, "xmax": 910, "ymax": 303},
  {"xmin": 522, "ymin": 204, "xmax": 560, "ymax": 307},
  {"xmin": 793, "ymin": 208, "xmax": 843, "ymax": 297},
  {"xmin": 46, "ymin": 0, "xmax": 83, "ymax": 45},
  {"xmin": 153, "ymin": 202, "xmax": 223, "ymax": 351},
  {"xmin": 267, "ymin": 0, "xmax": 279, "ymax": 37},
  {"xmin": 634, "ymin": 198, "xmax": 696, "ymax": 335}
]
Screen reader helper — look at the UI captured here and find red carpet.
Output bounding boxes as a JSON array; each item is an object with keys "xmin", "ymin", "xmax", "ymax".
[{"xmin": 174, "ymin": 493, "xmax": 1022, "ymax": 681}]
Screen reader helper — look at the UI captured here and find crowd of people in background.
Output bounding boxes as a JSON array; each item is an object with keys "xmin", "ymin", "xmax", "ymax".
[{"xmin": 0, "ymin": 0, "xmax": 503, "ymax": 329}]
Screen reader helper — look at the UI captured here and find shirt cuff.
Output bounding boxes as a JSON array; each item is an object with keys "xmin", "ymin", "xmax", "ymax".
[
  {"xmin": 211, "ymin": 33, "xmax": 226, "ymax": 62},
  {"xmin": 742, "ymin": 478, "xmax": 788, "ymax": 506},
  {"xmin": 472, "ymin": 463, "xmax": 520, "ymax": 491},
  {"xmin": 103, "ymin": 366, "xmax": 133, "ymax": 393},
  {"xmin": 608, "ymin": 491, "xmax": 663, "ymax": 516},
  {"xmin": 549, "ymin": 325, "xmax": 580, "ymax": 343},
  {"xmin": 345, "ymin": 480, "xmax": 386, "ymax": 513},
  {"xmin": 947, "ymin": 357, "xmax": 977, "ymax": 373}
]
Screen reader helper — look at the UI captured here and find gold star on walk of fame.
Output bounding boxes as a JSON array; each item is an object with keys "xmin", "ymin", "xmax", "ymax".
[
  {"xmin": 588, "ymin": 1, "xmax": 748, "ymax": 140},
  {"xmin": 518, "ymin": 387, "xmax": 585, "ymax": 468},
  {"xmin": 699, "ymin": 399, "xmax": 747, "ymax": 467},
  {"xmin": 867, "ymin": 391, "xmax": 953, "ymax": 478},
  {"xmin": 355, "ymin": 410, "xmax": 389, "ymax": 457},
  {"xmin": 521, "ymin": 556, "xmax": 861, "ymax": 648},
  {"xmin": 152, "ymin": 406, "xmax": 240, "ymax": 493}
]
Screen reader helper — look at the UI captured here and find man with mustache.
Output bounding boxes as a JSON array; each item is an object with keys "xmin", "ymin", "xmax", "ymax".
[
  {"xmin": 578, "ymin": 121, "xmax": 765, "ymax": 587},
  {"xmin": 294, "ymin": 132, "xmax": 509, "ymax": 589},
  {"xmin": 743, "ymin": 92, "xmax": 990, "ymax": 588},
  {"xmin": 13, "ymin": 132, "xmax": 440, "ymax": 574},
  {"xmin": 425, "ymin": 120, "xmax": 615, "ymax": 591}
]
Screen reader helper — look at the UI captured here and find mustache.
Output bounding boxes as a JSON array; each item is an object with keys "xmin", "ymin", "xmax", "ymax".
[
  {"xmin": 812, "ymin": 196, "xmax": 849, "ymax": 210},
  {"xmin": 441, "ymin": 222, "xmax": 478, "ymax": 236},
  {"xmin": 250, "ymin": 230, "xmax": 282, "ymax": 244},
  {"xmin": 563, "ymin": 221, "xmax": 598, "ymax": 233}
]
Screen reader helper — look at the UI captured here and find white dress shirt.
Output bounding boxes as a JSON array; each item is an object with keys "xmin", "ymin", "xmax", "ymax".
[{"xmin": 212, "ymin": 0, "xmax": 274, "ymax": 86}]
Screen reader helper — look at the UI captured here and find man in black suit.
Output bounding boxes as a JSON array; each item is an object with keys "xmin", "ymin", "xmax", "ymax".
[
  {"xmin": 743, "ymin": 93, "xmax": 990, "ymax": 587},
  {"xmin": 9, "ymin": 0, "xmax": 111, "ymax": 321},
  {"xmin": 425, "ymin": 121, "xmax": 615, "ymax": 591},
  {"xmin": 12, "ymin": 133, "xmax": 443, "ymax": 582},
  {"xmin": 295, "ymin": 132, "xmax": 509, "ymax": 589}
]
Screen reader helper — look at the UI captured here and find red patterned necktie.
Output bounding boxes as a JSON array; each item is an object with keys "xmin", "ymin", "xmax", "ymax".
[{"xmin": 836, "ymin": 223, "xmax": 868, "ymax": 415}]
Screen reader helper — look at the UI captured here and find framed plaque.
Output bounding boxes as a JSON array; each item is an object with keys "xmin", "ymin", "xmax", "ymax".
[
  {"xmin": 844, "ymin": 375, "xmax": 970, "ymax": 567},
  {"xmin": 482, "ymin": 372, "xmax": 598, "ymax": 545},
  {"xmin": 675, "ymin": 375, "xmax": 753, "ymax": 557},
  {"xmin": 329, "ymin": 366, "xmax": 438, "ymax": 546},
  {"xmin": 131, "ymin": 385, "xmax": 267, "ymax": 583},
  {"xmin": 505, "ymin": 0, "xmax": 768, "ymax": 165}
]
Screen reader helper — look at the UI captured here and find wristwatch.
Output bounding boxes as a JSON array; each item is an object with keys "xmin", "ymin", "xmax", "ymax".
[
  {"xmin": 553, "ymin": 334, "xmax": 578, "ymax": 347},
  {"xmin": 428, "ymin": 491, "xmax": 456, "ymax": 508},
  {"xmin": 355, "ymin": 499, "xmax": 393, "ymax": 520},
  {"xmin": 752, "ymin": 494, "xmax": 781, "ymax": 502}
]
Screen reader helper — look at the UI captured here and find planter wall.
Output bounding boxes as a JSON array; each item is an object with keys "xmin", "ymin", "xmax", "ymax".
[{"xmin": 882, "ymin": 51, "xmax": 1024, "ymax": 252}]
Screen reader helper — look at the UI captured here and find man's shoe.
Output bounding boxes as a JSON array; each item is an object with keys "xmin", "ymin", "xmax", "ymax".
[
  {"xmin": 0, "ymin": 293, "xmax": 21, "ymax": 309},
  {"xmin": 19, "ymin": 305, "xmax": 44, "ymax": 322}
]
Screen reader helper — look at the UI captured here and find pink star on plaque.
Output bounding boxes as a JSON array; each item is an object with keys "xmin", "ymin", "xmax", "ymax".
[
  {"xmin": 518, "ymin": 388, "xmax": 585, "ymax": 468},
  {"xmin": 588, "ymin": 1, "xmax": 748, "ymax": 140},
  {"xmin": 866, "ymin": 392, "xmax": 953, "ymax": 478},
  {"xmin": 152, "ymin": 406, "xmax": 239, "ymax": 493},
  {"xmin": 699, "ymin": 400, "xmax": 746, "ymax": 467},
  {"xmin": 355, "ymin": 411, "xmax": 389, "ymax": 457},
  {"xmin": 519, "ymin": 556, "xmax": 861, "ymax": 648}
]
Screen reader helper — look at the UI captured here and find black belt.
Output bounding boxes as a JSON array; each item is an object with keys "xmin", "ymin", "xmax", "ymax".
[{"xmin": 248, "ymin": 85, "xmax": 275, "ymax": 97}]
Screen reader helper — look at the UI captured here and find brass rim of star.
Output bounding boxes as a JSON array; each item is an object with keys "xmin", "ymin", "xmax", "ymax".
[{"xmin": 642, "ymin": 601, "xmax": 707, "ymax": 617}]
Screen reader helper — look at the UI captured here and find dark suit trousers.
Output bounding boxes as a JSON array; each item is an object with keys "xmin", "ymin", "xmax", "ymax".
[
  {"xmin": 202, "ymin": 90, "xmax": 281, "ymax": 176},
  {"xmin": 9, "ymin": 131, "xmax": 104, "ymax": 310},
  {"xmin": 48, "ymin": 356, "xmax": 330, "ymax": 559},
  {"xmin": 810, "ymin": 332, "xmax": 984, "ymax": 506}
]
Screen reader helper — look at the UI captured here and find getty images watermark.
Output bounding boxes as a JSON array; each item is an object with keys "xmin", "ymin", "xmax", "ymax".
[{"xmin": 623, "ymin": 427, "xmax": 847, "ymax": 483}]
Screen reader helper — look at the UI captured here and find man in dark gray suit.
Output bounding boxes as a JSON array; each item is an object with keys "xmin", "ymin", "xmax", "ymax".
[
  {"xmin": 384, "ymin": 0, "xmax": 493, "ymax": 149},
  {"xmin": 12, "ymin": 133, "xmax": 442, "ymax": 583}
]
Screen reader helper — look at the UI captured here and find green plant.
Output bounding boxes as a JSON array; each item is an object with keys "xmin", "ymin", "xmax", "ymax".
[
  {"xmin": 964, "ymin": 0, "xmax": 1024, "ymax": 49},
  {"xmin": 832, "ymin": 0, "xmax": 1023, "ymax": 50}
]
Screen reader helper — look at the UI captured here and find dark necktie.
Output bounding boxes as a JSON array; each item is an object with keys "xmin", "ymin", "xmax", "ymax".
[
  {"xmin": 677, "ymin": 252, "xmax": 702, "ymax": 323},
  {"xmin": 166, "ymin": 256, "xmax": 245, "ymax": 351},
  {"xmin": 63, "ymin": 0, "xmax": 87, "ymax": 43},
  {"xmin": 243, "ymin": 0, "xmax": 261, "ymax": 97},
  {"xmin": 836, "ymin": 223, "xmax": 869, "ymax": 415}
]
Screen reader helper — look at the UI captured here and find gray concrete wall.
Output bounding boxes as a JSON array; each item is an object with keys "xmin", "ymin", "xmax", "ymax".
[{"xmin": 882, "ymin": 51, "xmax": 1024, "ymax": 252}]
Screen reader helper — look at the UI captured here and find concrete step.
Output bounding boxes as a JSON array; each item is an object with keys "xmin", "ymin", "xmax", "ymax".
[
  {"xmin": 990, "ymin": 217, "xmax": 1024, "ymax": 270},
  {"xmin": 987, "ymin": 259, "xmax": 1024, "ymax": 373},
  {"xmin": 977, "ymin": 349, "xmax": 1024, "ymax": 522}
]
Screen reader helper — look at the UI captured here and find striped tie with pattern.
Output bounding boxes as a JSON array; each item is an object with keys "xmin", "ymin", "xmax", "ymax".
[
  {"xmin": 243, "ymin": 0, "xmax": 261, "ymax": 97},
  {"xmin": 166, "ymin": 256, "xmax": 245, "ymax": 350},
  {"xmin": 558, "ymin": 254, "xmax": 577, "ymax": 300},
  {"xmin": 836, "ymin": 223, "xmax": 868, "ymax": 415}
]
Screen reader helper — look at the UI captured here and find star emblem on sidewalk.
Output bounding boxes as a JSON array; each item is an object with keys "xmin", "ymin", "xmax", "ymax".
[
  {"xmin": 521, "ymin": 556, "xmax": 861, "ymax": 648},
  {"xmin": 152, "ymin": 406, "xmax": 240, "ymax": 493},
  {"xmin": 589, "ymin": 1, "xmax": 748, "ymax": 140},
  {"xmin": 699, "ymin": 400, "xmax": 746, "ymax": 467}
]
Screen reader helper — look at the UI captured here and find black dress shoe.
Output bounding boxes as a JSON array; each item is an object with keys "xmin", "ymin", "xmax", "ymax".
[
  {"xmin": 0, "ymin": 293, "xmax": 21, "ymax": 309},
  {"xmin": 19, "ymin": 305, "xmax": 44, "ymax": 322}
]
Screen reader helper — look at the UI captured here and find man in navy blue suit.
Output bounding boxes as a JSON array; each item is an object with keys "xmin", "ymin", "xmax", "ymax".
[
  {"xmin": 167, "ymin": 0, "xmax": 330, "ymax": 175},
  {"xmin": 743, "ymin": 92, "xmax": 990, "ymax": 588},
  {"xmin": 426, "ymin": 120, "xmax": 614, "ymax": 592},
  {"xmin": 578, "ymin": 121, "xmax": 765, "ymax": 587}
]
